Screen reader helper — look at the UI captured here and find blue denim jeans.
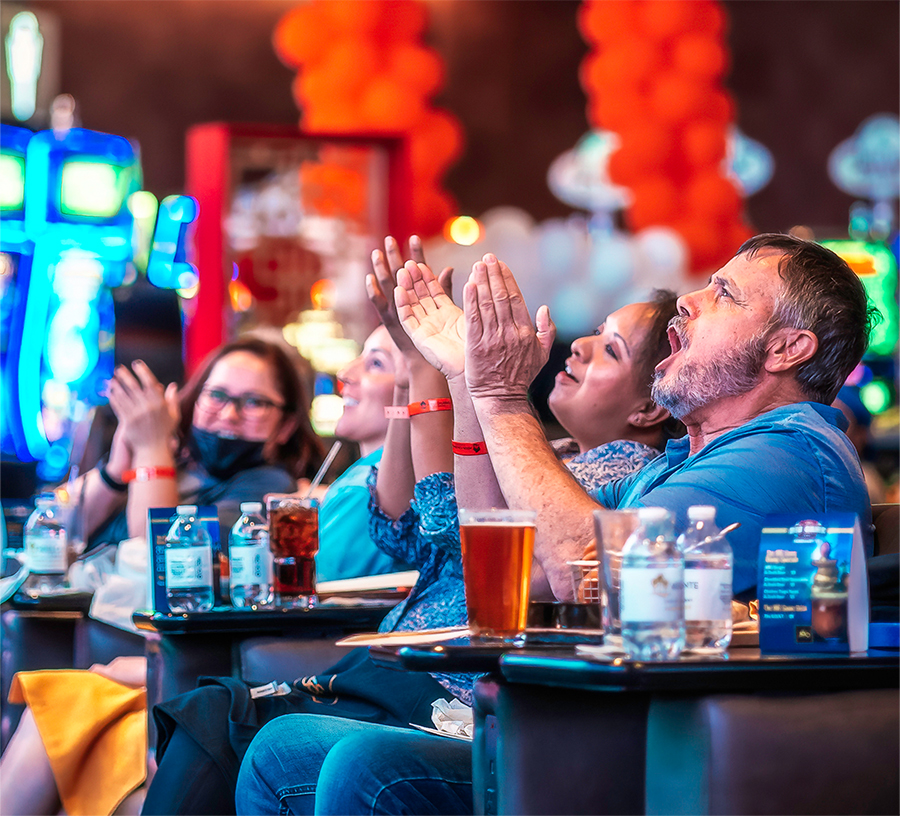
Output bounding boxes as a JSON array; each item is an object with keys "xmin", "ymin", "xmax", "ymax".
[
  {"xmin": 235, "ymin": 714, "xmax": 473, "ymax": 815},
  {"xmin": 315, "ymin": 727, "xmax": 473, "ymax": 815}
]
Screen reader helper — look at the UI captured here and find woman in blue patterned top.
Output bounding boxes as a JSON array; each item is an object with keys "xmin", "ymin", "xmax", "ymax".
[
  {"xmin": 233, "ymin": 249, "xmax": 681, "ymax": 816},
  {"xmin": 364, "ymin": 288, "xmax": 680, "ymax": 707}
]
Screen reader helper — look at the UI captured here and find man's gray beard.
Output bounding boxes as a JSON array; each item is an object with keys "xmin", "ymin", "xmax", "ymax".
[{"xmin": 651, "ymin": 333, "xmax": 769, "ymax": 420}]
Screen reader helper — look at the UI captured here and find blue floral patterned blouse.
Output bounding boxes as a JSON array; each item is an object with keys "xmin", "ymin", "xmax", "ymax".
[{"xmin": 369, "ymin": 438, "xmax": 661, "ymax": 705}]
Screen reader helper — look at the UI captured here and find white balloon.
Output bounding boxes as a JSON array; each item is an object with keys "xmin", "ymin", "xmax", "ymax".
[
  {"xmin": 588, "ymin": 232, "xmax": 636, "ymax": 295},
  {"xmin": 552, "ymin": 282, "xmax": 600, "ymax": 339},
  {"xmin": 634, "ymin": 226, "xmax": 689, "ymax": 293}
]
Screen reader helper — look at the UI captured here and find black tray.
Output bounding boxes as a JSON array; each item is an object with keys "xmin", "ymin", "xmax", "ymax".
[
  {"xmin": 133, "ymin": 600, "xmax": 394, "ymax": 634},
  {"xmin": 9, "ymin": 590, "xmax": 94, "ymax": 614}
]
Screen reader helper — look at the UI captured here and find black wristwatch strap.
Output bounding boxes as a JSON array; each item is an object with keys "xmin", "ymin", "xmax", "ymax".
[{"xmin": 99, "ymin": 463, "xmax": 128, "ymax": 492}]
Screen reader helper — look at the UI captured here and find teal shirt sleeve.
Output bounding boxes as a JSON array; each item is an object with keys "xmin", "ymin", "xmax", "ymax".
[{"xmin": 315, "ymin": 448, "xmax": 405, "ymax": 582}]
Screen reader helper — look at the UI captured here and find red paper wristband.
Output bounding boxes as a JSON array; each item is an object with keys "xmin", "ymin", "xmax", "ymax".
[
  {"xmin": 123, "ymin": 466, "xmax": 177, "ymax": 483},
  {"xmin": 452, "ymin": 440, "xmax": 488, "ymax": 456},
  {"xmin": 407, "ymin": 398, "xmax": 452, "ymax": 417},
  {"xmin": 384, "ymin": 406, "xmax": 410, "ymax": 419}
]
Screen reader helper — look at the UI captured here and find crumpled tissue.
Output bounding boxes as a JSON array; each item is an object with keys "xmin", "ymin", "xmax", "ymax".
[
  {"xmin": 86, "ymin": 537, "xmax": 148, "ymax": 633},
  {"xmin": 431, "ymin": 698, "xmax": 474, "ymax": 738}
]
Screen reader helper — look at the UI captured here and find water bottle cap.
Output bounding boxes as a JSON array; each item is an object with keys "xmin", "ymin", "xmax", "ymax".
[
  {"xmin": 637, "ymin": 506, "xmax": 669, "ymax": 522},
  {"xmin": 175, "ymin": 505, "xmax": 198, "ymax": 515},
  {"xmin": 240, "ymin": 502, "xmax": 263, "ymax": 513},
  {"xmin": 687, "ymin": 505, "xmax": 716, "ymax": 520}
]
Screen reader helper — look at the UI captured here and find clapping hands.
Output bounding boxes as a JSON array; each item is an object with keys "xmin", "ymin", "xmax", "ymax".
[
  {"xmin": 392, "ymin": 249, "xmax": 556, "ymax": 399},
  {"xmin": 106, "ymin": 361, "xmax": 180, "ymax": 456},
  {"xmin": 462, "ymin": 254, "xmax": 556, "ymax": 401},
  {"xmin": 368, "ymin": 235, "xmax": 453, "ymax": 362}
]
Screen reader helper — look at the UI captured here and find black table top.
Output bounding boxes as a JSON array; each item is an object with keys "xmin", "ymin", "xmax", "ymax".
[
  {"xmin": 498, "ymin": 648, "xmax": 900, "ymax": 693},
  {"xmin": 368, "ymin": 636, "xmax": 899, "ymax": 694},
  {"xmin": 368, "ymin": 629, "xmax": 602, "ymax": 673},
  {"xmin": 133, "ymin": 600, "xmax": 394, "ymax": 634}
]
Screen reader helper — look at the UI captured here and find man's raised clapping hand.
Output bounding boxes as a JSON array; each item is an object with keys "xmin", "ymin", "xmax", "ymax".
[{"xmin": 394, "ymin": 252, "xmax": 555, "ymax": 398}]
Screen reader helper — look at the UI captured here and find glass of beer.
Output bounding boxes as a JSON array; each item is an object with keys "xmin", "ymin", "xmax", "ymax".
[
  {"xmin": 459, "ymin": 508, "xmax": 537, "ymax": 644},
  {"xmin": 266, "ymin": 495, "xmax": 319, "ymax": 608}
]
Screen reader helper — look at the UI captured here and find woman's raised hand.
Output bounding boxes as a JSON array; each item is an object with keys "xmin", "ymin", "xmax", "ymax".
[
  {"xmin": 395, "ymin": 259, "xmax": 467, "ymax": 381},
  {"xmin": 106, "ymin": 361, "xmax": 180, "ymax": 455},
  {"xmin": 367, "ymin": 235, "xmax": 452, "ymax": 361}
]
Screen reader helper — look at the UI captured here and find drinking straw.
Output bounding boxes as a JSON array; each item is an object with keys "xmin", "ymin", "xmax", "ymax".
[
  {"xmin": 706, "ymin": 521, "xmax": 741, "ymax": 544},
  {"xmin": 304, "ymin": 440, "xmax": 342, "ymax": 498}
]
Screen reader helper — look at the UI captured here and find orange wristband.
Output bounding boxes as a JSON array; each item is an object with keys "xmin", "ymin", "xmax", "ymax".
[
  {"xmin": 407, "ymin": 398, "xmax": 452, "ymax": 417},
  {"xmin": 123, "ymin": 466, "xmax": 177, "ymax": 483},
  {"xmin": 452, "ymin": 440, "xmax": 488, "ymax": 456}
]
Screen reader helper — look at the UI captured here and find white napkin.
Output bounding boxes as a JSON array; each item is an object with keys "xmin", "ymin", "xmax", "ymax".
[
  {"xmin": 88, "ymin": 537, "xmax": 148, "ymax": 633},
  {"xmin": 431, "ymin": 698, "xmax": 474, "ymax": 738}
]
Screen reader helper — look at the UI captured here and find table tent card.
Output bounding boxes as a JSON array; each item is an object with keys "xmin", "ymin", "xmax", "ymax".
[
  {"xmin": 145, "ymin": 506, "xmax": 222, "ymax": 614},
  {"xmin": 759, "ymin": 513, "xmax": 868, "ymax": 653}
]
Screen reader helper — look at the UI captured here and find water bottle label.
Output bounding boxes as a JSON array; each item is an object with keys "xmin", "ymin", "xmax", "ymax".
[
  {"xmin": 620, "ymin": 566, "xmax": 683, "ymax": 622},
  {"xmin": 25, "ymin": 532, "xmax": 67, "ymax": 573},
  {"xmin": 684, "ymin": 568, "xmax": 732, "ymax": 621},
  {"xmin": 166, "ymin": 548, "xmax": 213, "ymax": 589},
  {"xmin": 230, "ymin": 546, "xmax": 264, "ymax": 586}
]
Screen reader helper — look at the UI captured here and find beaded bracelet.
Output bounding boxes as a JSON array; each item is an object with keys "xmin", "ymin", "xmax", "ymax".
[
  {"xmin": 122, "ymin": 466, "xmax": 177, "ymax": 483},
  {"xmin": 407, "ymin": 398, "xmax": 452, "ymax": 417},
  {"xmin": 452, "ymin": 440, "xmax": 489, "ymax": 456}
]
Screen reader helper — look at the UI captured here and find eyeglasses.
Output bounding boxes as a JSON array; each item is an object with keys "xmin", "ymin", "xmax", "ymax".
[{"xmin": 197, "ymin": 388, "xmax": 284, "ymax": 419}]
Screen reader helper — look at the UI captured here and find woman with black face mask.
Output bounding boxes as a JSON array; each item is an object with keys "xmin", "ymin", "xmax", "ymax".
[
  {"xmin": 81, "ymin": 337, "xmax": 324, "ymax": 550},
  {"xmin": 0, "ymin": 338, "xmax": 324, "ymax": 816}
]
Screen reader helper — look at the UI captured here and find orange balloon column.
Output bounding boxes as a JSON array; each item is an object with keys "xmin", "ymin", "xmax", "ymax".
[
  {"xmin": 578, "ymin": 0, "xmax": 754, "ymax": 274},
  {"xmin": 274, "ymin": 0, "xmax": 463, "ymax": 238}
]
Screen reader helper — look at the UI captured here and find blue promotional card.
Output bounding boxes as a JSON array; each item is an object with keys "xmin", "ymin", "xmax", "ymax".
[
  {"xmin": 143, "ymin": 506, "xmax": 222, "ymax": 614},
  {"xmin": 758, "ymin": 513, "xmax": 868, "ymax": 653}
]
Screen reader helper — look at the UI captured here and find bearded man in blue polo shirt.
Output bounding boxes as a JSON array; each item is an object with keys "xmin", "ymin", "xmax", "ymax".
[
  {"xmin": 238, "ymin": 234, "xmax": 877, "ymax": 816},
  {"xmin": 440, "ymin": 232, "xmax": 875, "ymax": 601}
]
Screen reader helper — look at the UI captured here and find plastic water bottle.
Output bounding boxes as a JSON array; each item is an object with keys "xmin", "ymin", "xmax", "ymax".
[
  {"xmin": 229, "ymin": 501, "xmax": 272, "ymax": 608},
  {"xmin": 620, "ymin": 507, "xmax": 685, "ymax": 660},
  {"xmin": 22, "ymin": 493, "xmax": 69, "ymax": 595},
  {"xmin": 678, "ymin": 505, "xmax": 733, "ymax": 653},
  {"xmin": 165, "ymin": 505, "xmax": 214, "ymax": 612}
]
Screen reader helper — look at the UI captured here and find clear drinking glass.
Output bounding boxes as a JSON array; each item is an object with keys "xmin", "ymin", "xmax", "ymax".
[
  {"xmin": 593, "ymin": 508, "xmax": 641, "ymax": 648},
  {"xmin": 266, "ymin": 495, "xmax": 319, "ymax": 609}
]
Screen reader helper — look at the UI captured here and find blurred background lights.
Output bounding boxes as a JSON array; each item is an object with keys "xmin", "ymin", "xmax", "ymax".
[
  {"xmin": 310, "ymin": 393, "xmax": 344, "ymax": 437},
  {"xmin": 47, "ymin": 306, "xmax": 96, "ymax": 383},
  {"xmin": 5, "ymin": 11, "xmax": 43, "ymax": 122},
  {"xmin": 60, "ymin": 161, "xmax": 126, "ymax": 218},
  {"xmin": 228, "ymin": 278, "xmax": 253, "ymax": 312},
  {"xmin": 128, "ymin": 189, "xmax": 158, "ymax": 220},
  {"xmin": 445, "ymin": 215, "xmax": 482, "ymax": 246},
  {"xmin": 176, "ymin": 280, "xmax": 199, "ymax": 300},
  {"xmin": 0, "ymin": 154, "xmax": 26, "ymax": 209},
  {"xmin": 0, "ymin": 253, "xmax": 13, "ymax": 280},
  {"xmin": 310, "ymin": 278, "xmax": 335, "ymax": 310},
  {"xmin": 861, "ymin": 380, "xmax": 892, "ymax": 415},
  {"xmin": 52, "ymin": 251, "xmax": 104, "ymax": 300}
]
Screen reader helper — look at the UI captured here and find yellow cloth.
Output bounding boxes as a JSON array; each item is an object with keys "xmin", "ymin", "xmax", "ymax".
[{"xmin": 9, "ymin": 670, "xmax": 147, "ymax": 816}]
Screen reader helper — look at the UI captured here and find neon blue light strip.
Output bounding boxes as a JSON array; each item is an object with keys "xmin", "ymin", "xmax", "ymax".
[{"xmin": 17, "ymin": 241, "xmax": 52, "ymax": 458}]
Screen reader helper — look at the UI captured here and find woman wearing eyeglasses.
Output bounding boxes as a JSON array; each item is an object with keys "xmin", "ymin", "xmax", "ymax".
[
  {"xmin": 0, "ymin": 337, "xmax": 324, "ymax": 816},
  {"xmin": 78, "ymin": 336, "xmax": 324, "ymax": 551}
]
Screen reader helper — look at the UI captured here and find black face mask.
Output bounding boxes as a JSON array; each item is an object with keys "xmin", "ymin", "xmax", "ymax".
[{"xmin": 188, "ymin": 427, "xmax": 267, "ymax": 481}]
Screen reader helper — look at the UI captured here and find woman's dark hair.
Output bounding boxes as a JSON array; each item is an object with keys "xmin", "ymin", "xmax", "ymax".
[
  {"xmin": 633, "ymin": 288, "xmax": 684, "ymax": 442},
  {"xmin": 177, "ymin": 337, "xmax": 325, "ymax": 479}
]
